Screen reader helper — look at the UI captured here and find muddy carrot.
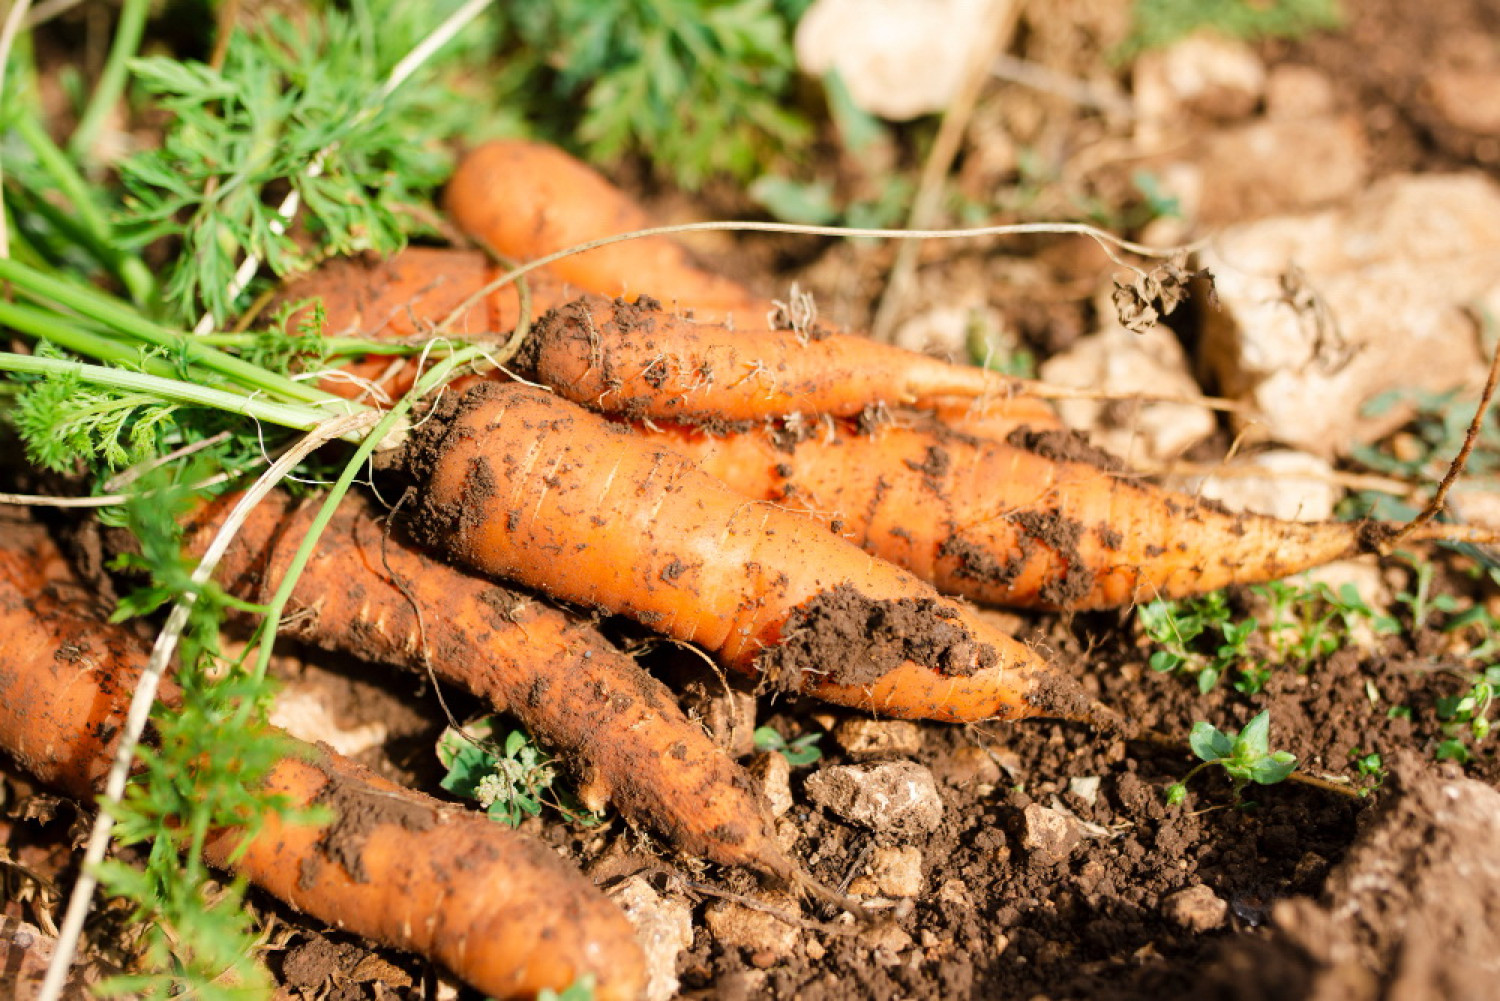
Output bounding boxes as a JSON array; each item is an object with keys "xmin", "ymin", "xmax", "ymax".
[
  {"xmin": 401, "ymin": 381, "xmax": 1113, "ymax": 727},
  {"xmin": 271, "ymin": 247, "xmax": 577, "ymax": 401},
  {"xmin": 444, "ymin": 139, "xmax": 768, "ymax": 324},
  {"xmin": 515, "ymin": 294, "xmax": 1038, "ymax": 424},
  {"xmin": 184, "ymin": 490, "xmax": 794, "ymax": 880},
  {"xmin": 0, "ymin": 521, "xmax": 647, "ymax": 1001},
  {"xmin": 641, "ymin": 417, "xmax": 1487, "ymax": 610}
]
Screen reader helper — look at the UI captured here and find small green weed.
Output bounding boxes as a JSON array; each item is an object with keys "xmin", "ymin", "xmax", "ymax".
[
  {"xmin": 1433, "ymin": 667, "xmax": 1500, "ymax": 764},
  {"xmin": 540, "ymin": 976, "xmax": 598, "ymax": 1001},
  {"xmin": 1165, "ymin": 710, "xmax": 1298, "ymax": 806},
  {"xmin": 1137, "ymin": 590, "xmax": 1258, "ymax": 694},
  {"xmin": 495, "ymin": 0, "xmax": 811, "ymax": 190},
  {"xmin": 1140, "ymin": 579, "xmax": 1396, "ymax": 695},
  {"xmin": 1118, "ymin": 0, "xmax": 1343, "ymax": 60},
  {"xmin": 437, "ymin": 717, "xmax": 603, "ymax": 827},
  {"xmin": 753, "ymin": 725, "xmax": 823, "ymax": 766}
]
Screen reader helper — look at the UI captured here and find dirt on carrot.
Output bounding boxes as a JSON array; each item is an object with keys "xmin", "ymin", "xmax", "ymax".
[
  {"xmin": 0, "ymin": 518, "xmax": 647, "ymax": 1001},
  {"xmin": 402, "ymin": 380, "xmax": 1115, "ymax": 727},
  {"xmin": 183, "ymin": 490, "xmax": 794, "ymax": 881}
]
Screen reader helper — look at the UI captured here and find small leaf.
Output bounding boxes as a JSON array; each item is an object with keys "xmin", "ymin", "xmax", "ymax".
[
  {"xmin": 1435, "ymin": 739, "xmax": 1471, "ymax": 764},
  {"xmin": 1238, "ymin": 710, "xmax": 1273, "ymax": 758},
  {"xmin": 1149, "ymin": 650, "xmax": 1181, "ymax": 673},
  {"xmin": 1189, "ymin": 721, "xmax": 1235, "ymax": 762},
  {"xmin": 1165, "ymin": 783, "xmax": 1187, "ymax": 806},
  {"xmin": 1248, "ymin": 750, "xmax": 1297, "ymax": 785}
]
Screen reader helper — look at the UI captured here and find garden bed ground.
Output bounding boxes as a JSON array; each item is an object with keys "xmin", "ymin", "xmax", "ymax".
[{"xmin": 5, "ymin": 1, "xmax": 1500, "ymax": 999}]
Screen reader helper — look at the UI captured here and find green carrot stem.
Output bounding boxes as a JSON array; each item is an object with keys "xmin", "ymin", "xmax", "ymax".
[
  {"xmin": 67, "ymin": 0, "xmax": 150, "ymax": 165},
  {"xmin": 0, "ymin": 300, "xmax": 177, "ymax": 375},
  {"xmin": 11, "ymin": 115, "xmax": 157, "ymax": 308},
  {"xmin": 0, "ymin": 351, "xmax": 358, "ymax": 435},
  {"xmin": 0, "ymin": 258, "xmax": 341, "ymax": 406}
]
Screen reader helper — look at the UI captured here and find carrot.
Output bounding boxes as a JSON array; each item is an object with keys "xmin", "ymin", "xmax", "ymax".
[
  {"xmin": 0, "ymin": 520, "xmax": 647, "ymax": 1001},
  {"xmin": 635, "ymin": 416, "xmax": 1495, "ymax": 610},
  {"xmin": 444, "ymin": 139, "xmax": 769, "ymax": 324},
  {"xmin": 271, "ymin": 247, "xmax": 577, "ymax": 401},
  {"xmin": 515, "ymin": 293, "xmax": 1038, "ymax": 424},
  {"xmin": 401, "ymin": 381, "xmax": 1114, "ymax": 727},
  {"xmin": 184, "ymin": 489, "xmax": 794, "ymax": 880}
]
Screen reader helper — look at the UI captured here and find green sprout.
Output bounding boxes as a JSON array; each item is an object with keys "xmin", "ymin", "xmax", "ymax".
[
  {"xmin": 1433, "ymin": 667, "xmax": 1500, "ymax": 764},
  {"xmin": 753, "ymin": 725, "xmax": 823, "ymax": 766},
  {"xmin": 1165, "ymin": 710, "xmax": 1298, "ymax": 806},
  {"xmin": 437, "ymin": 717, "xmax": 603, "ymax": 828}
]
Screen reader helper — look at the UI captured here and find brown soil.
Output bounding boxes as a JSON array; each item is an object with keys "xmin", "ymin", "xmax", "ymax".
[{"xmin": 6, "ymin": 2, "xmax": 1500, "ymax": 1000}]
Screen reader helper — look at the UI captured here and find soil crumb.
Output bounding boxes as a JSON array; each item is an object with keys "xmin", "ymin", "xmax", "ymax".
[
  {"xmin": 757, "ymin": 583, "xmax": 997, "ymax": 690},
  {"xmin": 1007, "ymin": 427, "xmax": 1127, "ymax": 472}
]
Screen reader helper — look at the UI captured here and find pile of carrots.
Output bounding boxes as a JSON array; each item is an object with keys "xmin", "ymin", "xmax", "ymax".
[{"xmin": 6, "ymin": 138, "xmax": 1495, "ymax": 999}]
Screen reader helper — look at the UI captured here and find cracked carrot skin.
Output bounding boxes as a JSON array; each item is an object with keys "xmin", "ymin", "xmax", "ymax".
[
  {"xmin": 517, "ymin": 294, "xmax": 1036, "ymax": 425},
  {"xmin": 0, "ymin": 523, "xmax": 646, "ymax": 1001},
  {"xmin": 185, "ymin": 490, "xmax": 793, "ymax": 882},
  {"xmin": 444, "ymin": 139, "xmax": 768, "ymax": 324},
  {"xmin": 636, "ymin": 417, "xmax": 1374, "ymax": 611},
  {"xmin": 403, "ymin": 381, "xmax": 1112, "ymax": 727}
]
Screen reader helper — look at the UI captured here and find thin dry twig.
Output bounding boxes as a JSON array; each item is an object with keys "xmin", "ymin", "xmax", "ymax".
[
  {"xmin": 1380, "ymin": 334, "xmax": 1500, "ymax": 554},
  {"xmin": 870, "ymin": 0, "xmax": 1019, "ymax": 344}
]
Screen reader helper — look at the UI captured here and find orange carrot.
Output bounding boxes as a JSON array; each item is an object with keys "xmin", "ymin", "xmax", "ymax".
[
  {"xmin": 635, "ymin": 417, "xmax": 1486, "ymax": 610},
  {"xmin": 271, "ymin": 247, "xmax": 577, "ymax": 400},
  {"xmin": 402, "ymin": 381, "xmax": 1114, "ymax": 727},
  {"xmin": 445, "ymin": 139, "xmax": 769, "ymax": 324},
  {"xmin": 517, "ymin": 294, "xmax": 1038, "ymax": 424},
  {"xmin": 0, "ymin": 520, "xmax": 647, "ymax": 1001},
  {"xmin": 185, "ymin": 490, "xmax": 793, "ymax": 880}
]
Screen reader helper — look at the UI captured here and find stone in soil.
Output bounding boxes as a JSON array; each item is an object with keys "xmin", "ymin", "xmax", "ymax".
[
  {"xmin": 832, "ymin": 718, "xmax": 924, "ymax": 758},
  {"xmin": 747, "ymin": 750, "xmax": 794, "ymax": 819},
  {"xmin": 1199, "ymin": 172, "xmax": 1500, "ymax": 456},
  {"xmin": 704, "ymin": 893, "xmax": 801, "ymax": 958},
  {"xmin": 803, "ymin": 760, "xmax": 944, "ymax": 834},
  {"xmin": 610, "ymin": 875, "xmax": 694, "ymax": 1001},
  {"xmin": 1018, "ymin": 802, "xmax": 1083, "ymax": 866},
  {"xmin": 1161, "ymin": 884, "xmax": 1230, "ymax": 933}
]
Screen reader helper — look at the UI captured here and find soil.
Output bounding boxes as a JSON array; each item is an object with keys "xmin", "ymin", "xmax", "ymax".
[{"xmin": 6, "ymin": 2, "xmax": 1500, "ymax": 1000}]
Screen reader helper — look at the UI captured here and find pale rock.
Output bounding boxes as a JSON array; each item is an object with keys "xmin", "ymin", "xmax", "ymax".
[
  {"xmin": 1133, "ymin": 32, "xmax": 1265, "ymax": 131},
  {"xmin": 705, "ymin": 894, "xmax": 800, "ymax": 956},
  {"xmin": 270, "ymin": 685, "xmax": 387, "ymax": 758},
  {"xmin": 1068, "ymin": 775, "xmax": 1102, "ymax": 807},
  {"xmin": 870, "ymin": 845, "xmax": 925, "ymax": 897},
  {"xmin": 795, "ymin": 0, "xmax": 999, "ymax": 120},
  {"xmin": 1040, "ymin": 320, "xmax": 1215, "ymax": 465},
  {"xmin": 1162, "ymin": 884, "xmax": 1229, "ymax": 933},
  {"xmin": 1265, "ymin": 64, "xmax": 1337, "ymax": 120},
  {"xmin": 939, "ymin": 878, "xmax": 973, "ymax": 909},
  {"xmin": 747, "ymin": 751, "xmax": 794, "ymax": 819},
  {"xmin": 1199, "ymin": 173, "xmax": 1500, "ymax": 456},
  {"xmin": 804, "ymin": 761, "xmax": 944, "ymax": 834},
  {"xmin": 867, "ymin": 924, "xmax": 914, "ymax": 965},
  {"xmin": 833, "ymin": 718, "xmax": 924, "ymax": 758},
  {"xmin": 1177, "ymin": 449, "xmax": 1340, "ymax": 522},
  {"xmin": 1428, "ymin": 68, "xmax": 1500, "ymax": 136},
  {"xmin": 892, "ymin": 304, "xmax": 983, "ymax": 359},
  {"xmin": 1448, "ymin": 487, "xmax": 1500, "ymax": 533},
  {"xmin": 610, "ymin": 877, "xmax": 693, "ymax": 1001},
  {"xmin": 1019, "ymin": 802, "xmax": 1081, "ymax": 865},
  {"xmin": 1195, "ymin": 115, "xmax": 1369, "ymax": 222}
]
